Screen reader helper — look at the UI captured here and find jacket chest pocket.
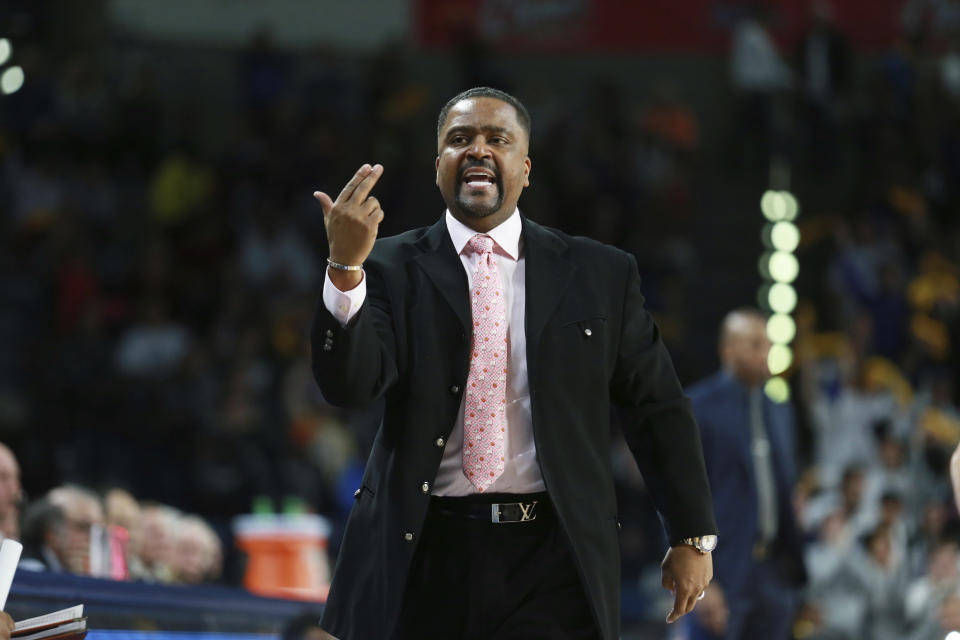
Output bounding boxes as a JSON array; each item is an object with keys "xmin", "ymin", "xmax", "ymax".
[{"xmin": 559, "ymin": 315, "xmax": 608, "ymax": 340}]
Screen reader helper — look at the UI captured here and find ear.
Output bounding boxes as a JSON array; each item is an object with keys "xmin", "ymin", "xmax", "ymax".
[{"xmin": 523, "ymin": 157, "xmax": 531, "ymax": 188}]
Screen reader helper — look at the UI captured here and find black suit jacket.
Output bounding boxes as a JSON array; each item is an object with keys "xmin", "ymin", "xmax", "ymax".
[{"xmin": 311, "ymin": 215, "xmax": 717, "ymax": 640}]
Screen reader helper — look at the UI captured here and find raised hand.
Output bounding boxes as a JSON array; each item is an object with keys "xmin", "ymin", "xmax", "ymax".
[{"xmin": 314, "ymin": 164, "xmax": 385, "ymax": 290}]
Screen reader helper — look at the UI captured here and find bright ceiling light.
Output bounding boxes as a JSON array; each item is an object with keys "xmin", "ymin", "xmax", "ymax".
[
  {"xmin": 0, "ymin": 66, "xmax": 24, "ymax": 95},
  {"xmin": 0, "ymin": 39, "xmax": 11, "ymax": 66},
  {"xmin": 764, "ymin": 376, "xmax": 790, "ymax": 403},
  {"xmin": 770, "ymin": 221, "xmax": 800, "ymax": 252},
  {"xmin": 767, "ymin": 313, "xmax": 796, "ymax": 344},
  {"xmin": 768, "ymin": 344, "xmax": 793, "ymax": 375},
  {"xmin": 761, "ymin": 190, "xmax": 785, "ymax": 222},
  {"xmin": 768, "ymin": 251, "xmax": 799, "ymax": 283},
  {"xmin": 768, "ymin": 283, "xmax": 797, "ymax": 314},
  {"xmin": 781, "ymin": 191, "xmax": 799, "ymax": 221}
]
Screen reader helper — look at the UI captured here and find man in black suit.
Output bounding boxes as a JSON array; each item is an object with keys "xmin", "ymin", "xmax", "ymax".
[{"xmin": 310, "ymin": 87, "xmax": 717, "ymax": 640}]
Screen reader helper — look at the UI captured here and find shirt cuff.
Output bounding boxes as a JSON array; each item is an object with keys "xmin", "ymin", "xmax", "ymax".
[{"xmin": 323, "ymin": 269, "xmax": 366, "ymax": 326}]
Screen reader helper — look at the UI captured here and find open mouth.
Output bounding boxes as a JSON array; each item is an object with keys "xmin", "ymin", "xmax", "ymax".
[{"xmin": 461, "ymin": 169, "xmax": 498, "ymax": 189}]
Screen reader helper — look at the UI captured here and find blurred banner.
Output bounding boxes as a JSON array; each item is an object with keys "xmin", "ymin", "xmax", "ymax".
[
  {"xmin": 108, "ymin": 0, "xmax": 410, "ymax": 49},
  {"xmin": 415, "ymin": 0, "xmax": 909, "ymax": 52}
]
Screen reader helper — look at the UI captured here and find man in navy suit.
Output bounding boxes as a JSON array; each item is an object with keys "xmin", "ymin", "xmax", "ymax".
[{"xmin": 685, "ymin": 309, "xmax": 806, "ymax": 640}]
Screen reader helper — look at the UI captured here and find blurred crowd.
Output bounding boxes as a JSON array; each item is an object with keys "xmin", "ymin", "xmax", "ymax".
[
  {"xmin": 0, "ymin": 1, "xmax": 958, "ymax": 638},
  {"xmin": 0, "ymin": 442, "xmax": 221, "ymax": 585}
]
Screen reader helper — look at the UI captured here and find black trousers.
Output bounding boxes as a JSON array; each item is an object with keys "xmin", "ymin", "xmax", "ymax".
[{"xmin": 394, "ymin": 493, "xmax": 600, "ymax": 640}]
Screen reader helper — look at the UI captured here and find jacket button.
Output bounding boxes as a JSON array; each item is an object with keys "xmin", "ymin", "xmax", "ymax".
[
  {"xmin": 421, "ymin": 482, "xmax": 429, "ymax": 494},
  {"xmin": 326, "ymin": 329, "xmax": 334, "ymax": 338},
  {"xmin": 354, "ymin": 488, "xmax": 361, "ymax": 498},
  {"xmin": 435, "ymin": 437, "xmax": 445, "ymax": 448},
  {"xmin": 404, "ymin": 532, "xmax": 414, "ymax": 542},
  {"xmin": 450, "ymin": 385, "xmax": 460, "ymax": 394},
  {"xmin": 323, "ymin": 344, "xmax": 333, "ymax": 352},
  {"xmin": 584, "ymin": 328, "xmax": 593, "ymax": 337}
]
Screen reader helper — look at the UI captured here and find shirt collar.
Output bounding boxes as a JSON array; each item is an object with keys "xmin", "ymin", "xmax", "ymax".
[{"xmin": 445, "ymin": 208, "xmax": 522, "ymax": 260}]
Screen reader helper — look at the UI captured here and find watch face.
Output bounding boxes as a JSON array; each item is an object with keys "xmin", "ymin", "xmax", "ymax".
[{"xmin": 700, "ymin": 535, "xmax": 718, "ymax": 552}]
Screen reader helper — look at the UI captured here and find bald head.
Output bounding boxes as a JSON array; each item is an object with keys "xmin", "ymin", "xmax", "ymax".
[
  {"xmin": 48, "ymin": 485, "xmax": 104, "ymax": 526},
  {"xmin": 719, "ymin": 309, "xmax": 770, "ymax": 388}
]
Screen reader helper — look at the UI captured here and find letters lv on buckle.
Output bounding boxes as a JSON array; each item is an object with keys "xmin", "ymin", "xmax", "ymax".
[{"xmin": 491, "ymin": 500, "xmax": 538, "ymax": 523}]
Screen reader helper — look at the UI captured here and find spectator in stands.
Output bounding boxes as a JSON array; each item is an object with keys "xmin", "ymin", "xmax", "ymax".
[
  {"xmin": 804, "ymin": 465, "xmax": 876, "ymax": 541},
  {"xmin": 803, "ymin": 508, "xmax": 859, "ymax": 636},
  {"xmin": 105, "ymin": 488, "xmax": 144, "ymax": 579},
  {"xmin": 114, "ymin": 296, "xmax": 192, "ymax": 379},
  {"xmin": 905, "ymin": 537, "xmax": 960, "ymax": 638},
  {"xmin": 729, "ymin": 4, "xmax": 794, "ymax": 166},
  {"xmin": 793, "ymin": 0, "xmax": 851, "ymax": 167},
  {"xmin": 238, "ymin": 200, "xmax": 319, "ymax": 295},
  {"xmin": 848, "ymin": 525, "xmax": 908, "ymax": 640},
  {"xmin": 19, "ymin": 498, "xmax": 67, "ymax": 571},
  {"xmin": 170, "ymin": 515, "xmax": 222, "ymax": 585},
  {"xmin": 46, "ymin": 485, "xmax": 105, "ymax": 575},
  {"xmin": 137, "ymin": 503, "xmax": 179, "ymax": 582},
  {"xmin": 0, "ymin": 444, "xmax": 23, "ymax": 540},
  {"xmin": 908, "ymin": 500, "xmax": 950, "ymax": 579}
]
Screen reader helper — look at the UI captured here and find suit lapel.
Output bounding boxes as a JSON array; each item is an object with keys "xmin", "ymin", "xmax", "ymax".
[
  {"xmin": 411, "ymin": 215, "xmax": 576, "ymax": 376},
  {"xmin": 522, "ymin": 217, "xmax": 577, "ymax": 385},
  {"xmin": 413, "ymin": 218, "xmax": 471, "ymax": 334}
]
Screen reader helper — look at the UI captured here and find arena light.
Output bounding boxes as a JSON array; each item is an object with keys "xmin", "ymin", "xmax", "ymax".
[
  {"xmin": 767, "ymin": 313, "xmax": 796, "ymax": 344},
  {"xmin": 0, "ymin": 39, "xmax": 10, "ymax": 66},
  {"xmin": 781, "ymin": 191, "xmax": 799, "ymax": 221},
  {"xmin": 944, "ymin": 632, "xmax": 960, "ymax": 640},
  {"xmin": 768, "ymin": 283, "xmax": 797, "ymax": 314},
  {"xmin": 768, "ymin": 251, "xmax": 799, "ymax": 283},
  {"xmin": 761, "ymin": 190, "xmax": 785, "ymax": 222},
  {"xmin": 764, "ymin": 376, "xmax": 790, "ymax": 403},
  {"xmin": 767, "ymin": 344, "xmax": 793, "ymax": 375},
  {"xmin": 0, "ymin": 66, "xmax": 24, "ymax": 95},
  {"xmin": 770, "ymin": 221, "xmax": 800, "ymax": 252}
]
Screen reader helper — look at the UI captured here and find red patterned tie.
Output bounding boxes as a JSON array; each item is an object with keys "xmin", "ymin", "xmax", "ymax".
[{"xmin": 462, "ymin": 234, "xmax": 508, "ymax": 492}]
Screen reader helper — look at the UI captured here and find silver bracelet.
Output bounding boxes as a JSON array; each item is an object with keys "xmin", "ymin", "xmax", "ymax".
[{"xmin": 326, "ymin": 257, "xmax": 363, "ymax": 272}]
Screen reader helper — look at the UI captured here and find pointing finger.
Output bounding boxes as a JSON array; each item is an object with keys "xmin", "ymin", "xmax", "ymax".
[
  {"xmin": 666, "ymin": 594, "xmax": 680, "ymax": 623},
  {"xmin": 314, "ymin": 191, "xmax": 334, "ymax": 217},
  {"xmin": 337, "ymin": 164, "xmax": 372, "ymax": 203},
  {"xmin": 349, "ymin": 164, "xmax": 384, "ymax": 204},
  {"xmin": 674, "ymin": 585, "xmax": 698, "ymax": 622}
]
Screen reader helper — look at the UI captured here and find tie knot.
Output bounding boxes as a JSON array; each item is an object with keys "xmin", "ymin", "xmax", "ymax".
[{"xmin": 467, "ymin": 234, "xmax": 494, "ymax": 256}]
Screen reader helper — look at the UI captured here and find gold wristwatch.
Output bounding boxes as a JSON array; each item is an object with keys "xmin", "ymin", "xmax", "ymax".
[{"xmin": 677, "ymin": 535, "xmax": 718, "ymax": 554}]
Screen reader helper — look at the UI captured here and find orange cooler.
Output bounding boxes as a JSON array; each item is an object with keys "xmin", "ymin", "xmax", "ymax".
[{"xmin": 233, "ymin": 514, "xmax": 331, "ymax": 601}]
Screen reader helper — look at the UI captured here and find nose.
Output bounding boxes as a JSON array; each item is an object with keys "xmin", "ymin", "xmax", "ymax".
[{"xmin": 467, "ymin": 136, "xmax": 491, "ymax": 160}]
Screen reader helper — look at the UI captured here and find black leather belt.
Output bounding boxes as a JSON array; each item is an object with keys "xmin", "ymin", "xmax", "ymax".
[{"xmin": 431, "ymin": 492, "xmax": 550, "ymax": 524}]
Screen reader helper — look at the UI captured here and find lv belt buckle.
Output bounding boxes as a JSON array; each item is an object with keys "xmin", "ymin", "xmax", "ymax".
[{"xmin": 491, "ymin": 500, "xmax": 538, "ymax": 523}]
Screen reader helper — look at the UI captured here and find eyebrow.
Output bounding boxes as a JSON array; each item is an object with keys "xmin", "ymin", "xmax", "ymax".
[{"xmin": 444, "ymin": 125, "xmax": 512, "ymax": 139}]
